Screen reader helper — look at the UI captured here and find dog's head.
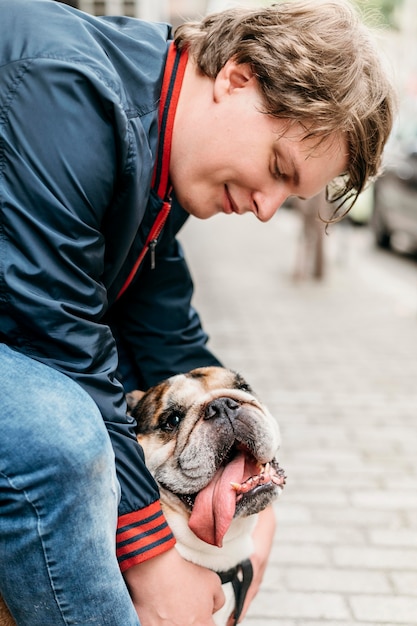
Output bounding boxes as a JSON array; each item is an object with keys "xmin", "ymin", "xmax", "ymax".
[{"xmin": 127, "ymin": 366, "xmax": 285, "ymax": 548}]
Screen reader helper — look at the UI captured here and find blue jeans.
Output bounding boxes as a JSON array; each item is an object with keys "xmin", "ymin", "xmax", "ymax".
[{"xmin": 0, "ymin": 344, "xmax": 140, "ymax": 625}]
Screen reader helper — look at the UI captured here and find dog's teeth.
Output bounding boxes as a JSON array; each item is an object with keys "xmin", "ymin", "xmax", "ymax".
[
  {"xmin": 272, "ymin": 474, "xmax": 286, "ymax": 486},
  {"xmin": 230, "ymin": 482, "xmax": 242, "ymax": 492}
]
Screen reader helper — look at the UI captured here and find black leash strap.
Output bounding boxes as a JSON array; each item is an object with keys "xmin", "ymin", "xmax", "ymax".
[{"xmin": 218, "ymin": 559, "xmax": 253, "ymax": 625}]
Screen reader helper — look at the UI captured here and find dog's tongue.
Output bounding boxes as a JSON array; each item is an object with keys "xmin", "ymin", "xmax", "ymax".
[{"xmin": 188, "ymin": 453, "xmax": 245, "ymax": 547}]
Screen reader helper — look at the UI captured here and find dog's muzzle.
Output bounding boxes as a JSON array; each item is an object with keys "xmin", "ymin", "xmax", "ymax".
[{"xmin": 188, "ymin": 446, "xmax": 286, "ymax": 547}]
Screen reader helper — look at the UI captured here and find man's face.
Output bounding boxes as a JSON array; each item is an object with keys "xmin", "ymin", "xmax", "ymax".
[{"xmin": 170, "ymin": 59, "xmax": 348, "ymax": 222}]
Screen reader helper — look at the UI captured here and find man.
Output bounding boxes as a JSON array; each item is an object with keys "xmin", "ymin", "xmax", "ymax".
[{"xmin": 0, "ymin": 0, "xmax": 395, "ymax": 624}]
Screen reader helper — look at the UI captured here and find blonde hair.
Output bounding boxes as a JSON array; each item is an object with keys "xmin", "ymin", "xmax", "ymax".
[{"xmin": 175, "ymin": 0, "xmax": 396, "ymax": 217}]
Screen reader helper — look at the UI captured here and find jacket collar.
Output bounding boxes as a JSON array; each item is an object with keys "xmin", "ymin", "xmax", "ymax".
[
  {"xmin": 115, "ymin": 44, "xmax": 188, "ymax": 301},
  {"xmin": 152, "ymin": 43, "xmax": 188, "ymax": 202}
]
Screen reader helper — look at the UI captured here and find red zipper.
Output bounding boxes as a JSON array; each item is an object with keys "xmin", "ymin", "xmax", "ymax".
[{"xmin": 117, "ymin": 201, "xmax": 171, "ymax": 300}]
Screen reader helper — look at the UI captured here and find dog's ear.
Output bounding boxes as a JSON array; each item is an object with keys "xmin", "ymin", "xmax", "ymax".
[{"xmin": 126, "ymin": 390, "xmax": 146, "ymax": 415}]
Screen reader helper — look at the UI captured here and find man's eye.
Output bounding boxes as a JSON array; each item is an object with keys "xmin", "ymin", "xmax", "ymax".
[
  {"xmin": 272, "ymin": 160, "xmax": 284, "ymax": 180},
  {"xmin": 275, "ymin": 164, "xmax": 289, "ymax": 181},
  {"xmin": 161, "ymin": 411, "xmax": 183, "ymax": 432}
]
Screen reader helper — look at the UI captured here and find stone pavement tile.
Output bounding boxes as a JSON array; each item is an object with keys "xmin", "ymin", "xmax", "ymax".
[
  {"xmin": 262, "ymin": 561, "xmax": 392, "ymax": 595},
  {"xmin": 406, "ymin": 511, "xmax": 417, "ymax": 526},
  {"xmin": 350, "ymin": 596, "xmax": 417, "ymax": 623},
  {"xmin": 244, "ymin": 616, "xmax": 301, "ymax": 626},
  {"xmin": 310, "ymin": 506, "xmax": 404, "ymax": 527},
  {"xmin": 283, "ymin": 468, "xmax": 386, "ymax": 490},
  {"xmin": 245, "ymin": 621, "xmax": 417, "ymax": 626},
  {"xmin": 248, "ymin": 590, "xmax": 351, "ymax": 620},
  {"xmin": 281, "ymin": 566, "xmax": 392, "ymax": 594},
  {"xmin": 276, "ymin": 524, "xmax": 365, "ymax": 546},
  {"xmin": 370, "ymin": 528, "xmax": 417, "ymax": 548},
  {"xmin": 246, "ymin": 622, "xmax": 417, "ymax": 626},
  {"xmin": 281, "ymin": 486, "xmax": 351, "ymax": 507},
  {"xmin": 351, "ymin": 491, "xmax": 417, "ymax": 510},
  {"xmin": 275, "ymin": 502, "xmax": 313, "ymax": 523},
  {"xmin": 333, "ymin": 545, "xmax": 417, "ymax": 569},
  {"xmin": 269, "ymin": 543, "xmax": 330, "ymax": 567},
  {"xmin": 391, "ymin": 572, "xmax": 417, "ymax": 595}
]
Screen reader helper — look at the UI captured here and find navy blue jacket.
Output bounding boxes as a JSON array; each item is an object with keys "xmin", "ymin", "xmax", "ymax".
[{"xmin": 0, "ymin": 0, "xmax": 220, "ymax": 568}]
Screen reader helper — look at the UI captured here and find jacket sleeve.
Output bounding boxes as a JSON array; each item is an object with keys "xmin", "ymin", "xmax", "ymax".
[
  {"xmin": 0, "ymin": 58, "xmax": 175, "ymax": 569},
  {"xmin": 109, "ymin": 199, "xmax": 222, "ymax": 392}
]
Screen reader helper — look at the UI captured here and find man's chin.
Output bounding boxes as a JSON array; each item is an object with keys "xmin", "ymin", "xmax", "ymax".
[{"xmin": 182, "ymin": 203, "xmax": 220, "ymax": 220}]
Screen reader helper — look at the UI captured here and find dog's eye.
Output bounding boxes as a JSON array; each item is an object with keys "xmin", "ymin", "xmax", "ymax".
[
  {"xmin": 160, "ymin": 411, "xmax": 183, "ymax": 432},
  {"xmin": 233, "ymin": 373, "xmax": 253, "ymax": 394}
]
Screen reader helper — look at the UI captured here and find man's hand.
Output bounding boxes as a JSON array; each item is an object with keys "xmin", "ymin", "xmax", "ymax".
[
  {"xmin": 226, "ymin": 505, "xmax": 276, "ymax": 625},
  {"xmin": 124, "ymin": 547, "xmax": 225, "ymax": 625}
]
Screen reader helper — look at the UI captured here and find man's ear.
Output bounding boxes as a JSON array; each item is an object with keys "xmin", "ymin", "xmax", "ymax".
[{"xmin": 213, "ymin": 59, "xmax": 256, "ymax": 99}]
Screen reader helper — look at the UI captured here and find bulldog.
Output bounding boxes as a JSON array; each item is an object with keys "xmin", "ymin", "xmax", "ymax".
[{"xmin": 127, "ymin": 366, "xmax": 286, "ymax": 626}]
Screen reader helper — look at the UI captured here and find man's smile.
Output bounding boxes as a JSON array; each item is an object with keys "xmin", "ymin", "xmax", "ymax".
[{"xmin": 224, "ymin": 185, "xmax": 240, "ymax": 215}]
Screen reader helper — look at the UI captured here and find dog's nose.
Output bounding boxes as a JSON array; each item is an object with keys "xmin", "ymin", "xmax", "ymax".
[{"xmin": 204, "ymin": 397, "xmax": 240, "ymax": 421}]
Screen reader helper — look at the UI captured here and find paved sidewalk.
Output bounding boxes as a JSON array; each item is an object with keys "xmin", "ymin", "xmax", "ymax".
[{"xmin": 179, "ymin": 209, "xmax": 417, "ymax": 626}]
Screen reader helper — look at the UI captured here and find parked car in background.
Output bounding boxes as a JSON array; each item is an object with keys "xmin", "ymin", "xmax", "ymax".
[{"xmin": 371, "ymin": 140, "xmax": 417, "ymax": 255}]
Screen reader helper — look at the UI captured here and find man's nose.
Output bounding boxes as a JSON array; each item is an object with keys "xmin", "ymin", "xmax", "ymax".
[{"xmin": 252, "ymin": 188, "xmax": 289, "ymax": 222}]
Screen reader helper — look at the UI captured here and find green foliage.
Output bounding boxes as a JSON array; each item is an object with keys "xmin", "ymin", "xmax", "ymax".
[{"xmin": 353, "ymin": 0, "xmax": 404, "ymax": 29}]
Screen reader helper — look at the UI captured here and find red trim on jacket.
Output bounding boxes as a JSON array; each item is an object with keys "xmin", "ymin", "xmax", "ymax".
[
  {"xmin": 116, "ymin": 44, "xmax": 188, "ymax": 300},
  {"xmin": 117, "ymin": 500, "xmax": 176, "ymax": 572},
  {"xmin": 151, "ymin": 43, "xmax": 188, "ymax": 199},
  {"xmin": 116, "ymin": 200, "xmax": 171, "ymax": 299}
]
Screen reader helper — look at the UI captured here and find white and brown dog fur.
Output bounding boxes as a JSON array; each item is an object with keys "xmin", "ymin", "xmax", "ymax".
[
  {"xmin": 127, "ymin": 366, "xmax": 285, "ymax": 625},
  {"xmin": 0, "ymin": 366, "xmax": 285, "ymax": 626}
]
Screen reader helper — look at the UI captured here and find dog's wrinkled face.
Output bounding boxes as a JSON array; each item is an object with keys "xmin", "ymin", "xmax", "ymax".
[{"xmin": 127, "ymin": 367, "xmax": 285, "ymax": 548}]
